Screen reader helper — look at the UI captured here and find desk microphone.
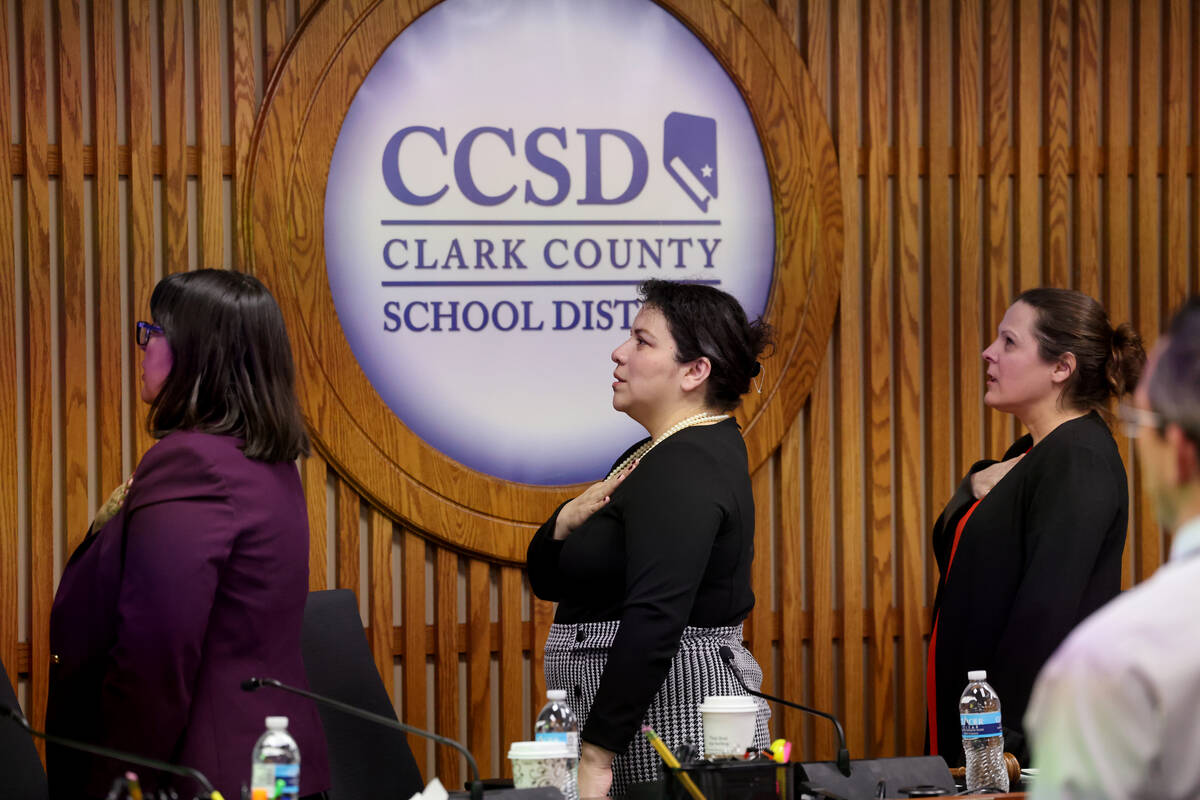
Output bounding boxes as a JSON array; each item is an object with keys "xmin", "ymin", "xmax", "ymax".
[
  {"xmin": 717, "ymin": 645, "xmax": 852, "ymax": 777},
  {"xmin": 241, "ymin": 676, "xmax": 483, "ymax": 800},
  {"xmin": 0, "ymin": 703, "xmax": 223, "ymax": 799}
]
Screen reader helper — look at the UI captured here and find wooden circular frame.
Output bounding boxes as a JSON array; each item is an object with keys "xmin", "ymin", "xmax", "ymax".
[{"xmin": 243, "ymin": 0, "xmax": 843, "ymax": 564}]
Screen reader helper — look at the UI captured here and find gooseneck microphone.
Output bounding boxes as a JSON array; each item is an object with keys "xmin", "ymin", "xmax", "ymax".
[
  {"xmin": 0, "ymin": 703, "xmax": 222, "ymax": 799},
  {"xmin": 717, "ymin": 645, "xmax": 852, "ymax": 777},
  {"xmin": 241, "ymin": 676, "xmax": 483, "ymax": 800}
]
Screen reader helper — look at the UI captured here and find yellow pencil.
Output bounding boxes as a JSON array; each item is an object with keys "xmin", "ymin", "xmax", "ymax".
[{"xmin": 641, "ymin": 726, "xmax": 706, "ymax": 800}]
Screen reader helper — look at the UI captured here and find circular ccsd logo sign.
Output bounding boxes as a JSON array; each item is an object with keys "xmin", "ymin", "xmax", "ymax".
[{"xmin": 324, "ymin": 0, "xmax": 775, "ymax": 485}]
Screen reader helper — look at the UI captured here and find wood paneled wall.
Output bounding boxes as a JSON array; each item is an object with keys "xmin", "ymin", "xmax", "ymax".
[{"xmin": 1, "ymin": 0, "xmax": 1196, "ymax": 786}]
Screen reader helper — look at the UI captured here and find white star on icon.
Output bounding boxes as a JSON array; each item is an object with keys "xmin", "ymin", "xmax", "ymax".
[{"xmin": 701, "ymin": 164, "xmax": 713, "ymax": 178}]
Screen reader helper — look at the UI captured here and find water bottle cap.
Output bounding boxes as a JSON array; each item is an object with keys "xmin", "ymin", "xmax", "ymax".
[
  {"xmin": 546, "ymin": 689, "xmax": 567, "ymax": 701},
  {"xmin": 265, "ymin": 716, "xmax": 289, "ymax": 730},
  {"xmin": 967, "ymin": 670, "xmax": 987, "ymax": 681}
]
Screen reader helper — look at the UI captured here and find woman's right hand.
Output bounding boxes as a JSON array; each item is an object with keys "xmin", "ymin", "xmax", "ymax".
[
  {"xmin": 553, "ymin": 462, "xmax": 636, "ymax": 540},
  {"xmin": 970, "ymin": 454, "xmax": 1024, "ymax": 499}
]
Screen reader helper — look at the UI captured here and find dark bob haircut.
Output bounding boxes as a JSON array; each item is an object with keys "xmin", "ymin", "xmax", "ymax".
[
  {"xmin": 147, "ymin": 269, "xmax": 310, "ymax": 462},
  {"xmin": 639, "ymin": 279, "xmax": 773, "ymax": 412}
]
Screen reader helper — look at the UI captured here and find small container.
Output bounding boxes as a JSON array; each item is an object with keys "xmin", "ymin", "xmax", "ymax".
[
  {"xmin": 508, "ymin": 740, "xmax": 576, "ymax": 800},
  {"xmin": 698, "ymin": 695, "xmax": 759, "ymax": 759}
]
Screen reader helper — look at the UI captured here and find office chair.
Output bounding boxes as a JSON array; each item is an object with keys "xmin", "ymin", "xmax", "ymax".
[
  {"xmin": 0, "ymin": 654, "xmax": 50, "ymax": 800},
  {"xmin": 302, "ymin": 588, "xmax": 425, "ymax": 800}
]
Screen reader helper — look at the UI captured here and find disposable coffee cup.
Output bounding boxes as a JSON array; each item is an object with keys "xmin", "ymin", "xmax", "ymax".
[
  {"xmin": 698, "ymin": 695, "xmax": 758, "ymax": 759},
  {"xmin": 508, "ymin": 740, "xmax": 576, "ymax": 800}
]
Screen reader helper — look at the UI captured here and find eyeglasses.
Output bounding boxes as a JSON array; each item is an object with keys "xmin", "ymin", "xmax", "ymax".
[
  {"xmin": 1116, "ymin": 402, "xmax": 1166, "ymax": 439},
  {"xmin": 135, "ymin": 321, "xmax": 164, "ymax": 349}
]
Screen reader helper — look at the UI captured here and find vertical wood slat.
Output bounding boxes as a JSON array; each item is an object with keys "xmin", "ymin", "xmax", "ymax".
[
  {"xmin": 336, "ymin": 475, "xmax": 360, "ymax": 592},
  {"xmin": 807, "ymin": 368, "xmax": 835, "ymax": 760},
  {"xmin": 895, "ymin": 0, "xmax": 924, "ymax": 756},
  {"xmin": 1075, "ymin": 0, "xmax": 1101, "ymax": 299},
  {"xmin": 498, "ymin": 567, "xmax": 523, "ymax": 779},
  {"xmin": 57, "ymin": 0, "xmax": 89, "ymax": 550},
  {"xmin": 835, "ymin": 0, "xmax": 865, "ymax": 759},
  {"xmin": 927, "ymin": 0, "xmax": 953, "ymax": 591},
  {"xmin": 467, "ymin": 560, "xmax": 493, "ymax": 778},
  {"xmin": 749, "ymin": 463, "xmax": 774, "ymax": 697},
  {"xmin": 194, "ymin": 4, "xmax": 223, "ymax": 267},
  {"xmin": 127, "ymin": 0, "xmax": 155, "ymax": 459},
  {"xmin": 91, "ymin": 0, "xmax": 123, "ymax": 495},
  {"xmin": 403, "ymin": 530, "xmax": 429, "ymax": 768},
  {"xmin": 302, "ymin": 453, "xmax": 328, "ymax": 591},
  {"xmin": 1016, "ymin": 0, "xmax": 1040, "ymax": 291},
  {"xmin": 1046, "ymin": 0, "xmax": 1072, "ymax": 288},
  {"xmin": 1163, "ymin": 0, "xmax": 1189, "ymax": 313},
  {"xmin": 229, "ymin": 0, "xmax": 256, "ymax": 271},
  {"xmin": 20, "ymin": 0, "xmax": 53, "ymax": 740},
  {"xmin": 1135, "ymin": 0, "xmax": 1162, "ymax": 580},
  {"xmin": 777, "ymin": 418, "xmax": 804, "ymax": 754},
  {"xmin": 865, "ymin": 0, "xmax": 894, "ymax": 758},
  {"xmin": 161, "ymin": 0, "xmax": 188, "ymax": 274},
  {"xmin": 435, "ymin": 548, "xmax": 460, "ymax": 787},
  {"xmin": 368, "ymin": 508, "xmax": 394, "ymax": 696},
  {"xmin": 986, "ymin": 0, "xmax": 1014, "ymax": 458},
  {"xmin": 797, "ymin": 0, "xmax": 832, "ymax": 761},
  {"xmin": 1194, "ymin": 0, "xmax": 1200, "ymax": 298},
  {"xmin": 957, "ymin": 0, "xmax": 985, "ymax": 479},
  {"xmin": 263, "ymin": 0, "xmax": 288, "ymax": 79},
  {"xmin": 1103, "ymin": 0, "xmax": 1134, "ymax": 588},
  {"xmin": 0, "ymin": 0, "xmax": 18, "ymax": 692}
]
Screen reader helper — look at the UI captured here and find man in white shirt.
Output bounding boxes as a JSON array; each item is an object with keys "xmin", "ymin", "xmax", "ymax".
[{"xmin": 1025, "ymin": 298, "xmax": 1200, "ymax": 800}]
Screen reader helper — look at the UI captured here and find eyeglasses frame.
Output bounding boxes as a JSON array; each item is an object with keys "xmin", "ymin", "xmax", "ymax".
[{"xmin": 136, "ymin": 320, "xmax": 164, "ymax": 349}]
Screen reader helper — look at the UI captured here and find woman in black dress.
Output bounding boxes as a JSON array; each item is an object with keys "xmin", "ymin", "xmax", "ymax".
[
  {"xmin": 528, "ymin": 279, "xmax": 773, "ymax": 796},
  {"xmin": 926, "ymin": 288, "xmax": 1145, "ymax": 767}
]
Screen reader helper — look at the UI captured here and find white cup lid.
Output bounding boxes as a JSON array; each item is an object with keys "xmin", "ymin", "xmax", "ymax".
[
  {"xmin": 698, "ymin": 695, "xmax": 757, "ymax": 713},
  {"xmin": 508, "ymin": 741, "xmax": 571, "ymax": 759}
]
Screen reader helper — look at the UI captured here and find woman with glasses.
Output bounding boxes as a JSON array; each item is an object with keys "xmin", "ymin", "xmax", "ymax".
[
  {"xmin": 925, "ymin": 288, "xmax": 1146, "ymax": 771},
  {"xmin": 46, "ymin": 270, "xmax": 330, "ymax": 800}
]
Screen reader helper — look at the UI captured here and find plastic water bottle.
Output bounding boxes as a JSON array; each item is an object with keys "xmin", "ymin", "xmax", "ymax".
[
  {"xmin": 250, "ymin": 716, "xmax": 301, "ymax": 799},
  {"xmin": 959, "ymin": 670, "xmax": 1009, "ymax": 793},
  {"xmin": 535, "ymin": 689, "xmax": 579, "ymax": 800}
]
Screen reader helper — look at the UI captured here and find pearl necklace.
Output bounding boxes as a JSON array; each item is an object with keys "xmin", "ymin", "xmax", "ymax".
[{"xmin": 606, "ymin": 412, "xmax": 729, "ymax": 480}]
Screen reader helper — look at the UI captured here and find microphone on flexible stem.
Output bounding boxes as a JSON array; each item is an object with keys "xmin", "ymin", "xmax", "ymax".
[
  {"xmin": 0, "ymin": 703, "xmax": 222, "ymax": 799},
  {"xmin": 241, "ymin": 676, "xmax": 483, "ymax": 800},
  {"xmin": 717, "ymin": 645, "xmax": 852, "ymax": 777}
]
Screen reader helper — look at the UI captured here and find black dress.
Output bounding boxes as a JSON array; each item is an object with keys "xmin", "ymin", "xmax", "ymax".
[
  {"xmin": 926, "ymin": 411, "xmax": 1128, "ymax": 767},
  {"xmin": 527, "ymin": 418, "xmax": 769, "ymax": 792}
]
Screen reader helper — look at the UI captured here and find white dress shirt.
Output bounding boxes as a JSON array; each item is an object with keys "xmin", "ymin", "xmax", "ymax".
[{"xmin": 1025, "ymin": 515, "xmax": 1200, "ymax": 800}]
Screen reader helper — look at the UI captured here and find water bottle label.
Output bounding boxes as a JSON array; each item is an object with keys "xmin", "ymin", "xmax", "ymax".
[
  {"xmin": 566, "ymin": 731, "xmax": 579, "ymax": 754},
  {"xmin": 536, "ymin": 731, "xmax": 569, "ymax": 744},
  {"xmin": 274, "ymin": 763, "xmax": 300, "ymax": 798},
  {"xmin": 960, "ymin": 711, "xmax": 1002, "ymax": 739}
]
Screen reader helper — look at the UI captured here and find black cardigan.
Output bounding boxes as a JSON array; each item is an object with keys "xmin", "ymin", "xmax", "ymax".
[
  {"xmin": 927, "ymin": 411, "xmax": 1128, "ymax": 766},
  {"xmin": 526, "ymin": 418, "xmax": 756, "ymax": 753}
]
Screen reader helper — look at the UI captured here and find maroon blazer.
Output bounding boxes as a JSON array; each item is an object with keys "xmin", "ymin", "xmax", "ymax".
[{"xmin": 46, "ymin": 431, "xmax": 330, "ymax": 799}]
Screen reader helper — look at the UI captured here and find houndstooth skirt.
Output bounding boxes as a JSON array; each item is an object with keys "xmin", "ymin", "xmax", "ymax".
[{"xmin": 544, "ymin": 620, "xmax": 771, "ymax": 796}]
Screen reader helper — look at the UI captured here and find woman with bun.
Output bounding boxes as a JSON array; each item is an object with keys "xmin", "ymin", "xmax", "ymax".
[
  {"xmin": 925, "ymin": 288, "xmax": 1146, "ymax": 767},
  {"xmin": 528, "ymin": 279, "xmax": 773, "ymax": 796}
]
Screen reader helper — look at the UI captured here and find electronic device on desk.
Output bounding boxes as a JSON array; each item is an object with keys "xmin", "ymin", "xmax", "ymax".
[{"xmin": 799, "ymin": 757, "xmax": 956, "ymax": 798}]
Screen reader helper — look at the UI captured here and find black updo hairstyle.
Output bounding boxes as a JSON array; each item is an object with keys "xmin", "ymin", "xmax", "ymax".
[{"xmin": 638, "ymin": 279, "xmax": 774, "ymax": 412}]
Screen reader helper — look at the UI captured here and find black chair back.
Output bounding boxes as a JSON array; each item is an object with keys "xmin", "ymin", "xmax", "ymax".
[
  {"xmin": 0, "ymin": 655, "xmax": 50, "ymax": 800},
  {"xmin": 302, "ymin": 588, "xmax": 424, "ymax": 800}
]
